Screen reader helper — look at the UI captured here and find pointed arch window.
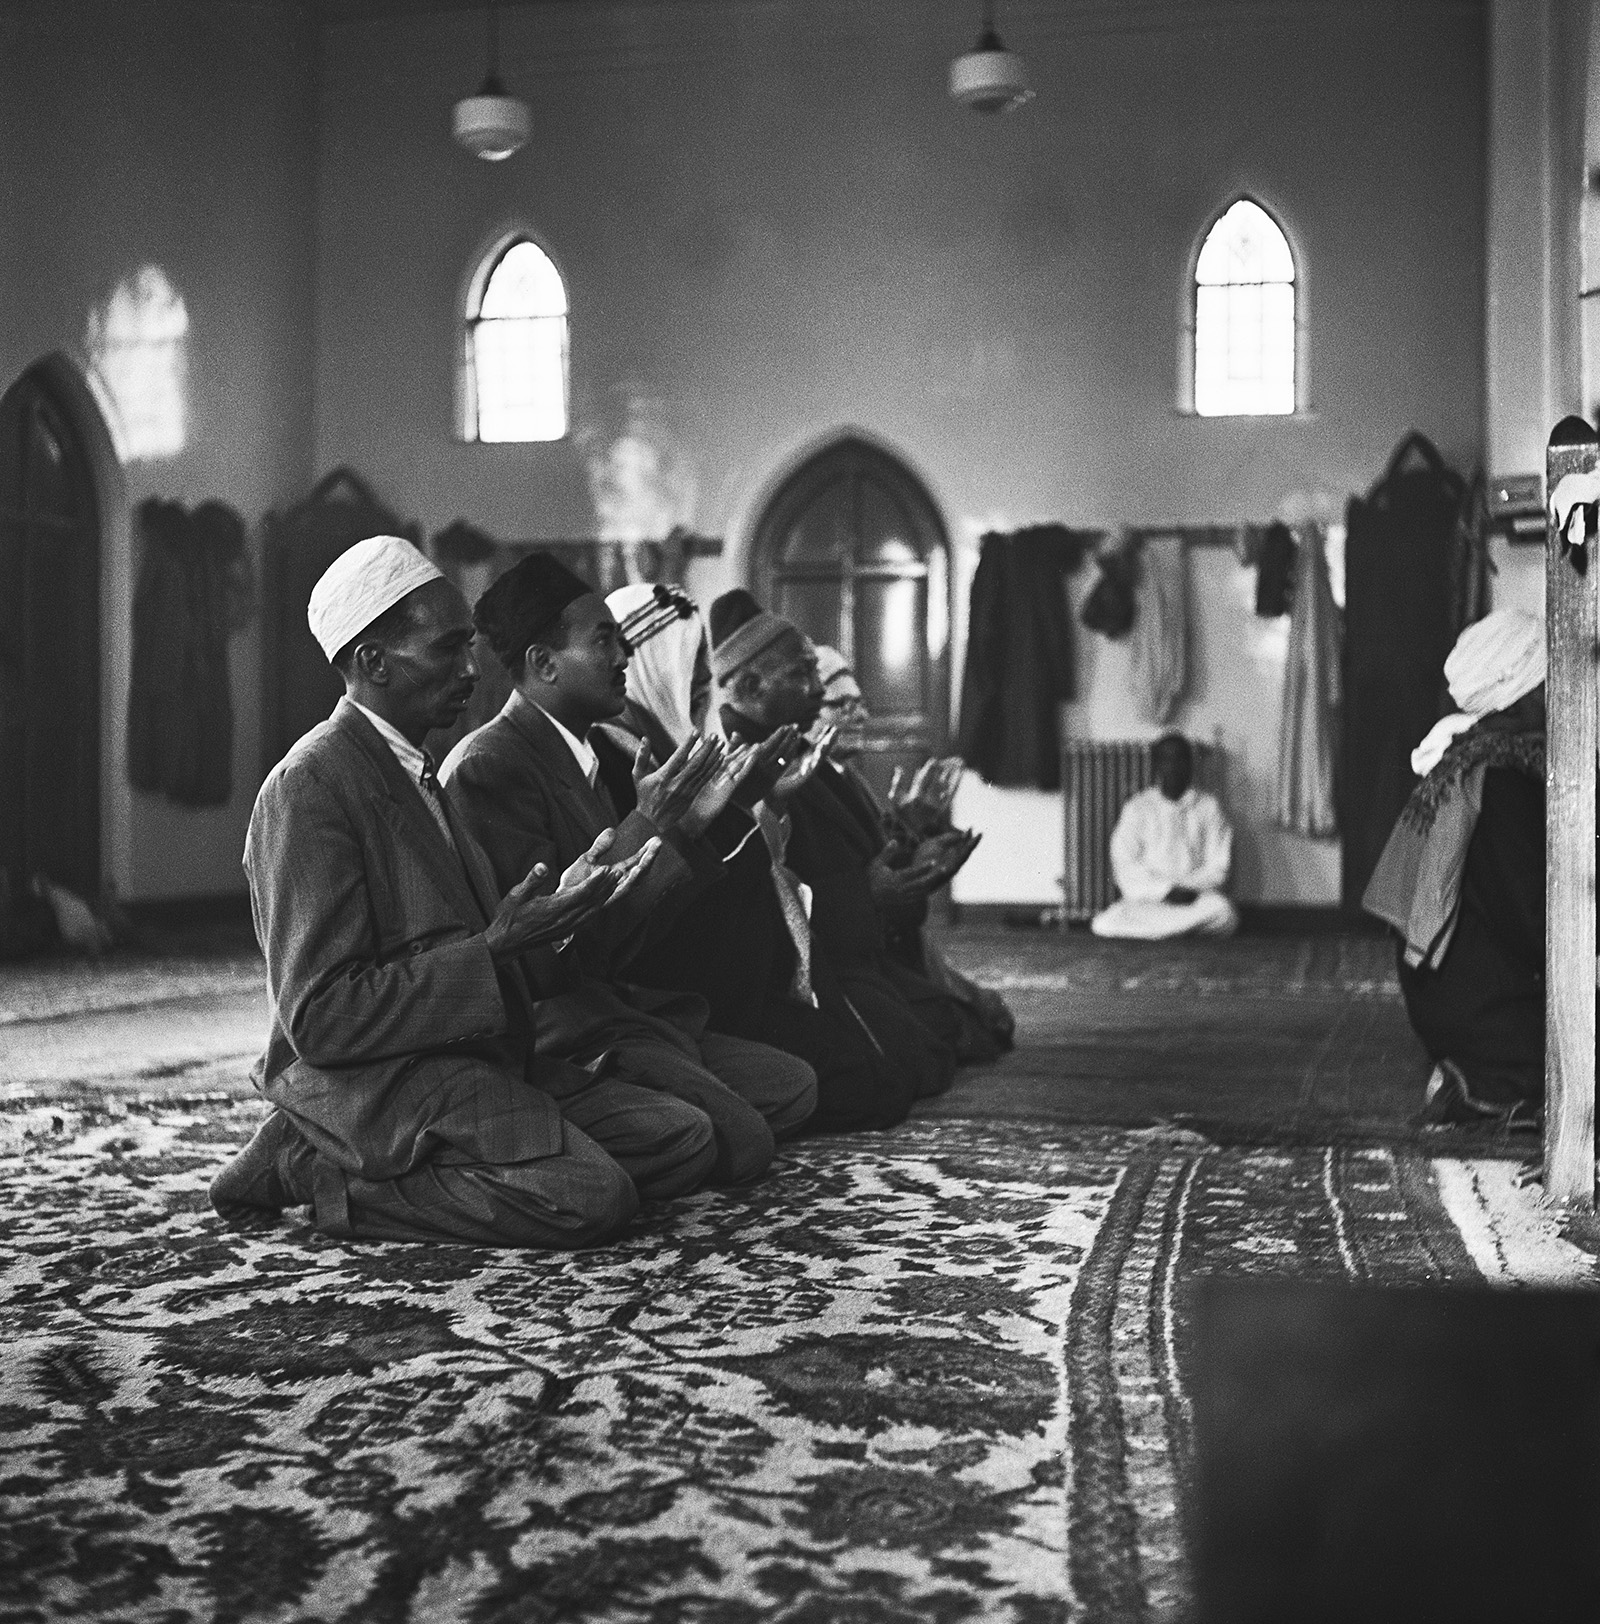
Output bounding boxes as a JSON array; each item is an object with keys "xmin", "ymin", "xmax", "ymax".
[
  {"xmin": 463, "ymin": 238, "xmax": 569, "ymax": 443},
  {"xmin": 1193, "ymin": 198, "xmax": 1297, "ymax": 417}
]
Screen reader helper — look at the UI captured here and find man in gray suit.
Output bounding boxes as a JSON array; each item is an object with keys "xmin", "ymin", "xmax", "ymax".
[
  {"xmin": 209, "ymin": 535, "xmax": 717, "ymax": 1246},
  {"xmin": 443, "ymin": 553, "xmax": 818, "ymax": 1183}
]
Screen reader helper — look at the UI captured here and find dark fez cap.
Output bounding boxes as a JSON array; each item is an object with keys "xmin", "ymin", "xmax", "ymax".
[{"xmin": 474, "ymin": 551, "xmax": 594, "ymax": 671}]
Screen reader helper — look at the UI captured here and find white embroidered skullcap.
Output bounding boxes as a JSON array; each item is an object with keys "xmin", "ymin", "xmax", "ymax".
[
  {"xmin": 1443, "ymin": 608, "xmax": 1546, "ymax": 718},
  {"xmin": 307, "ymin": 535, "xmax": 445, "ymax": 663}
]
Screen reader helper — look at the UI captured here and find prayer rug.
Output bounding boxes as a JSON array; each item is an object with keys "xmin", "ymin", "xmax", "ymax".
[{"xmin": 2, "ymin": 1101, "xmax": 1594, "ymax": 1623}]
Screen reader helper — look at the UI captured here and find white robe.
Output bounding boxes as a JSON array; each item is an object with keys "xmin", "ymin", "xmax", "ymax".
[{"xmin": 1092, "ymin": 784, "xmax": 1238, "ymax": 939}]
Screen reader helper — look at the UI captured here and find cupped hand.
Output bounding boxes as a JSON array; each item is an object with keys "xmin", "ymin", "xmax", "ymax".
[
  {"xmin": 768, "ymin": 726, "xmax": 835, "ymax": 809},
  {"xmin": 633, "ymin": 735, "xmax": 726, "ymax": 831},
  {"xmin": 915, "ymin": 828, "xmax": 981, "ymax": 884},
  {"xmin": 485, "ymin": 858, "xmax": 620, "ymax": 959}
]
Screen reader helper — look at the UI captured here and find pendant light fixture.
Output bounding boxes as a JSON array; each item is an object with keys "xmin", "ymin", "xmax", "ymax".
[
  {"xmin": 452, "ymin": 2, "xmax": 531, "ymax": 161},
  {"xmin": 949, "ymin": 0, "xmax": 1033, "ymax": 115}
]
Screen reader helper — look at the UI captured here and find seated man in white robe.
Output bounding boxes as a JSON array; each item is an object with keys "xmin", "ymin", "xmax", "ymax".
[{"xmin": 1091, "ymin": 733, "xmax": 1239, "ymax": 940}]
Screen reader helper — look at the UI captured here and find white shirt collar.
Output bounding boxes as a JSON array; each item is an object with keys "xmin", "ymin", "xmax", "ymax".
[
  {"xmin": 534, "ymin": 702, "xmax": 598, "ymax": 785},
  {"xmin": 353, "ymin": 701, "xmax": 430, "ymax": 784}
]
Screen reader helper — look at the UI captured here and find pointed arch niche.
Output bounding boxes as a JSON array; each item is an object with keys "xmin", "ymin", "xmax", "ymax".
[
  {"xmin": 0, "ymin": 356, "xmax": 123, "ymax": 898},
  {"xmin": 751, "ymin": 436, "xmax": 951, "ymax": 792}
]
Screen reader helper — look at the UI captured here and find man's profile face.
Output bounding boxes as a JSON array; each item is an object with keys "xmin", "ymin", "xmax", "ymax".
[
  {"xmin": 1152, "ymin": 739, "xmax": 1193, "ymax": 801},
  {"xmin": 816, "ymin": 671, "xmax": 869, "ymax": 756},
  {"xmin": 373, "ymin": 578, "xmax": 479, "ymax": 736},
  {"xmin": 747, "ymin": 632, "xmax": 824, "ymax": 730},
  {"xmin": 540, "ymin": 593, "xmax": 630, "ymax": 724}
]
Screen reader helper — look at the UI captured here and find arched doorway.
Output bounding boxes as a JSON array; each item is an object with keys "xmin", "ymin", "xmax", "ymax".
[
  {"xmin": 752, "ymin": 438, "xmax": 951, "ymax": 797},
  {"xmin": 0, "ymin": 364, "xmax": 102, "ymax": 897}
]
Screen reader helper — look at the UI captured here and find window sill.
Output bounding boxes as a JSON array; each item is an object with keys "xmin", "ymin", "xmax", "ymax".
[{"xmin": 1171, "ymin": 406, "xmax": 1319, "ymax": 422}]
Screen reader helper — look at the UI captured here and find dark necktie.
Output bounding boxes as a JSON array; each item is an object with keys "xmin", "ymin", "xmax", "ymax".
[{"xmin": 417, "ymin": 753, "xmax": 457, "ymax": 851}]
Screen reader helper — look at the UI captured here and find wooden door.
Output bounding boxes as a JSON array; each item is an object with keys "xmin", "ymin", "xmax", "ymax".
[
  {"xmin": 753, "ymin": 440, "xmax": 950, "ymax": 799},
  {"xmin": 0, "ymin": 368, "xmax": 101, "ymax": 896}
]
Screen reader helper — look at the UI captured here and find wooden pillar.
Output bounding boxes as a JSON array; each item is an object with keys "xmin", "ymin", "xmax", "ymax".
[{"xmin": 1544, "ymin": 421, "xmax": 1597, "ymax": 1210}]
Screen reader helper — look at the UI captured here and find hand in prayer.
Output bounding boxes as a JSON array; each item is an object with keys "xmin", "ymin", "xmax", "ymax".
[
  {"xmin": 768, "ymin": 726, "xmax": 836, "ymax": 809},
  {"xmin": 556, "ymin": 828, "xmax": 658, "ymax": 903},
  {"xmin": 484, "ymin": 841, "xmax": 621, "ymax": 960},
  {"xmin": 632, "ymin": 736, "xmax": 726, "ymax": 833},
  {"xmin": 680, "ymin": 729, "xmax": 796, "ymax": 834},
  {"xmin": 915, "ymin": 828, "xmax": 982, "ymax": 885},
  {"xmin": 1166, "ymin": 885, "xmax": 1199, "ymax": 906},
  {"xmin": 869, "ymin": 829, "xmax": 980, "ymax": 908},
  {"xmin": 887, "ymin": 757, "xmax": 965, "ymax": 839}
]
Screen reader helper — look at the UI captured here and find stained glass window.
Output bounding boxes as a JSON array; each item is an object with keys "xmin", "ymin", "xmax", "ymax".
[
  {"xmin": 1194, "ymin": 199, "xmax": 1296, "ymax": 417},
  {"xmin": 467, "ymin": 239, "xmax": 568, "ymax": 442}
]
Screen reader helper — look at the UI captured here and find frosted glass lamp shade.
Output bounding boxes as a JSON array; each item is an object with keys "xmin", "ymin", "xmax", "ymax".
[
  {"xmin": 949, "ymin": 31, "xmax": 1033, "ymax": 114},
  {"xmin": 453, "ymin": 87, "xmax": 530, "ymax": 160}
]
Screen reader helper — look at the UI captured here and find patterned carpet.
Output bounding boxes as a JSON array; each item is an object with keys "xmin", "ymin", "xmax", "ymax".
[{"xmin": 4, "ymin": 1099, "xmax": 1593, "ymax": 1623}]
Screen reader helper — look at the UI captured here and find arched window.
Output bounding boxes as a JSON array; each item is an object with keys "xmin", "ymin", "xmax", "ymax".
[
  {"xmin": 463, "ymin": 238, "xmax": 568, "ymax": 443},
  {"xmin": 1193, "ymin": 198, "xmax": 1296, "ymax": 417},
  {"xmin": 83, "ymin": 265, "xmax": 189, "ymax": 461}
]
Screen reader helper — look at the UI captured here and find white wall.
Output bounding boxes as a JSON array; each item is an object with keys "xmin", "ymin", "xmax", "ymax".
[
  {"xmin": 0, "ymin": 0, "xmax": 319, "ymax": 901},
  {"xmin": 315, "ymin": 0, "xmax": 1487, "ymax": 906},
  {"xmin": 1486, "ymin": 0, "xmax": 1589, "ymax": 476}
]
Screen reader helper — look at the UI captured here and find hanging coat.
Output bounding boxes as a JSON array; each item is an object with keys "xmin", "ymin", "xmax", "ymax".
[
  {"xmin": 956, "ymin": 526, "xmax": 1093, "ymax": 791},
  {"xmin": 1130, "ymin": 533, "xmax": 1189, "ymax": 725},
  {"xmin": 127, "ymin": 498, "xmax": 249, "ymax": 807},
  {"xmin": 1341, "ymin": 432, "xmax": 1464, "ymax": 906},
  {"xmin": 1276, "ymin": 524, "xmax": 1341, "ymax": 837}
]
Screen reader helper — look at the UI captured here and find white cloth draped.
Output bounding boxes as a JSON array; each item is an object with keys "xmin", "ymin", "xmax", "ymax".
[
  {"xmin": 606, "ymin": 582, "xmax": 707, "ymax": 750},
  {"xmin": 1131, "ymin": 534, "xmax": 1189, "ymax": 725},
  {"xmin": 1275, "ymin": 523, "xmax": 1341, "ymax": 837}
]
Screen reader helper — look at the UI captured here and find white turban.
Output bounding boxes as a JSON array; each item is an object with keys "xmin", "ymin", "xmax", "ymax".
[
  {"xmin": 1412, "ymin": 608, "xmax": 1546, "ymax": 777},
  {"xmin": 307, "ymin": 535, "xmax": 444, "ymax": 663},
  {"xmin": 1443, "ymin": 609, "xmax": 1546, "ymax": 717}
]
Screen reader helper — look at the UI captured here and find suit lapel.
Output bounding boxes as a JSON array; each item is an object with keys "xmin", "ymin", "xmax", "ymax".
[
  {"xmin": 504, "ymin": 695, "xmax": 612, "ymax": 846},
  {"xmin": 334, "ymin": 700, "xmax": 489, "ymax": 928}
]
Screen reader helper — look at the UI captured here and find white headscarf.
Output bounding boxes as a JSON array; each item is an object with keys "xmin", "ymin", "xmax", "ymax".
[
  {"xmin": 1411, "ymin": 608, "xmax": 1546, "ymax": 776},
  {"xmin": 606, "ymin": 582, "xmax": 708, "ymax": 748},
  {"xmin": 1443, "ymin": 609, "xmax": 1546, "ymax": 717}
]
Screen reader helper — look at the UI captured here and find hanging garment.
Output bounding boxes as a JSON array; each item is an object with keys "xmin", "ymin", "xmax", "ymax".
[
  {"xmin": 1255, "ymin": 522, "xmax": 1296, "ymax": 617},
  {"xmin": 1130, "ymin": 533, "xmax": 1188, "ymax": 725},
  {"xmin": 1276, "ymin": 525, "xmax": 1342, "ymax": 837},
  {"xmin": 127, "ymin": 498, "xmax": 252, "ymax": 807},
  {"xmin": 1341, "ymin": 431, "xmax": 1465, "ymax": 906},
  {"xmin": 955, "ymin": 525, "xmax": 1094, "ymax": 791},
  {"xmin": 1081, "ymin": 536, "xmax": 1138, "ymax": 639},
  {"xmin": 261, "ymin": 467, "xmax": 421, "ymax": 773}
]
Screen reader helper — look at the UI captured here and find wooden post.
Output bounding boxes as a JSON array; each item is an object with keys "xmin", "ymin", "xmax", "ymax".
[{"xmin": 1544, "ymin": 422, "xmax": 1597, "ymax": 1211}]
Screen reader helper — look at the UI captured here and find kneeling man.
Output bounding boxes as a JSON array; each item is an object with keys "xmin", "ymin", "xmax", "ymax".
[
  {"xmin": 1091, "ymin": 732, "xmax": 1238, "ymax": 940},
  {"xmin": 210, "ymin": 536, "xmax": 716, "ymax": 1245},
  {"xmin": 443, "ymin": 553, "xmax": 817, "ymax": 1184}
]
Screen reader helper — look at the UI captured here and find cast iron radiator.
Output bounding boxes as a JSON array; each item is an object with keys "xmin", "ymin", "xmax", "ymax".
[{"xmin": 1059, "ymin": 736, "xmax": 1220, "ymax": 921}]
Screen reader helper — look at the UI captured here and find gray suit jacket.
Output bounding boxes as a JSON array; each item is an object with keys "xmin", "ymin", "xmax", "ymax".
[
  {"xmin": 442, "ymin": 692, "xmax": 720, "ymax": 982},
  {"xmin": 245, "ymin": 697, "xmax": 577, "ymax": 1181}
]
